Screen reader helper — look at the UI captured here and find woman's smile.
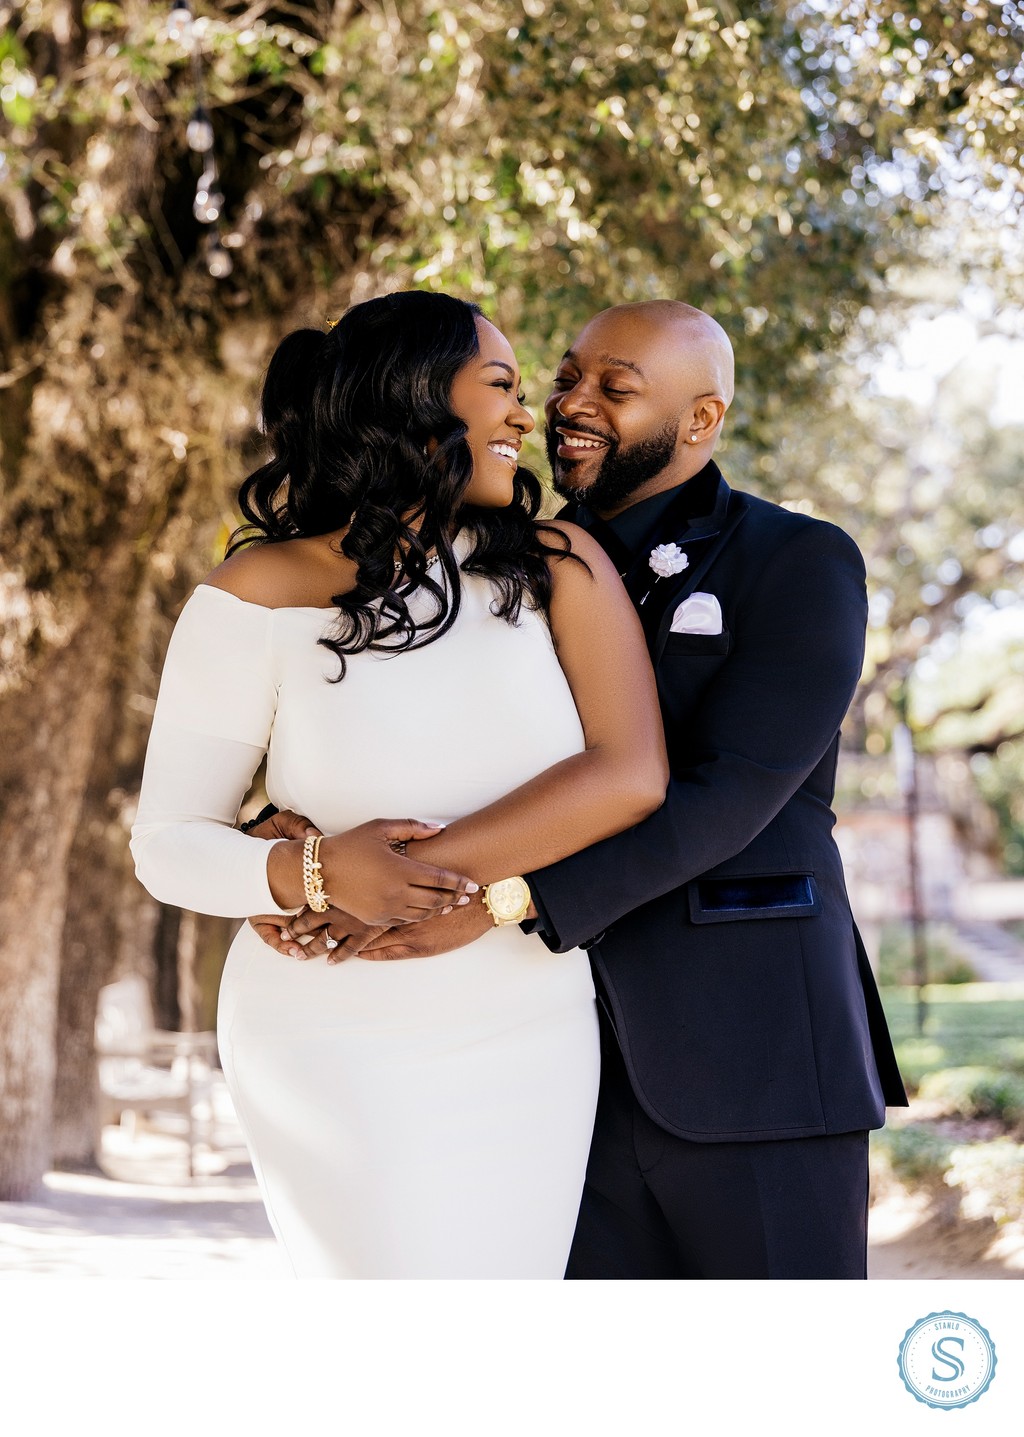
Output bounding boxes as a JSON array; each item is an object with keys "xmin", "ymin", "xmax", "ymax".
[{"xmin": 487, "ymin": 439, "xmax": 521, "ymax": 468}]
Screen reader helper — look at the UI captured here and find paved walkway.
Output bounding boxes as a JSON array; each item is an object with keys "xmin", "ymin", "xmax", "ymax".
[
  {"xmin": 0, "ymin": 1121, "xmax": 288, "ymax": 1280},
  {"xmin": 952, "ymin": 919, "xmax": 1024, "ymax": 983},
  {"xmin": 2, "ymin": 1119, "xmax": 1021, "ymax": 1280}
]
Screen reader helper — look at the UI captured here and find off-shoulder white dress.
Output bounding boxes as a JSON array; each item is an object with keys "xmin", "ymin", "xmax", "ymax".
[{"xmin": 131, "ymin": 557, "xmax": 599, "ymax": 1278}]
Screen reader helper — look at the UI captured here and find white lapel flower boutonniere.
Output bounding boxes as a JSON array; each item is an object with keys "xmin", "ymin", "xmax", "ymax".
[
  {"xmin": 641, "ymin": 542, "xmax": 689, "ymax": 604},
  {"xmin": 648, "ymin": 542, "xmax": 690, "ymax": 579}
]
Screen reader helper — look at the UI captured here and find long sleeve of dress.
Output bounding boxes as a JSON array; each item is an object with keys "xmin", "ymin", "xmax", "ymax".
[{"xmin": 130, "ymin": 585, "xmax": 295, "ymax": 919}]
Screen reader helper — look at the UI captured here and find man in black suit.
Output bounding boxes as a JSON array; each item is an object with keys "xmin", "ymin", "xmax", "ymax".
[
  {"xmin": 520, "ymin": 300, "xmax": 907, "ymax": 1278},
  {"xmin": 253, "ymin": 300, "xmax": 906, "ymax": 1279}
]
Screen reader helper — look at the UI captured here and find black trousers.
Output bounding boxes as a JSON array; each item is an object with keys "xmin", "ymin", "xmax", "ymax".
[{"xmin": 565, "ymin": 1008, "xmax": 870, "ymax": 1280}]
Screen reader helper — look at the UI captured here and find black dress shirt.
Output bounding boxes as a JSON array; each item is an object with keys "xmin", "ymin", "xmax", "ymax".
[{"xmin": 573, "ymin": 460, "xmax": 720, "ymax": 572}]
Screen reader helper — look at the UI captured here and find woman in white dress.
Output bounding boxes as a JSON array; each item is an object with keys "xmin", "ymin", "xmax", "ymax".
[{"xmin": 131, "ymin": 291, "xmax": 667, "ymax": 1278}]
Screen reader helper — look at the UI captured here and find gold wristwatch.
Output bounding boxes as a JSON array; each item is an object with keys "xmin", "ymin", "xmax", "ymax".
[{"xmin": 481, "ymin": 876, "xmax": 532, "ymax": 926}]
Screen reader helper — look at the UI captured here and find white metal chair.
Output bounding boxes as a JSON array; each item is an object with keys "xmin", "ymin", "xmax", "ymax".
[{"xmin": 95, "ymin": 974, "xmax": 219, "ymax": 1179}]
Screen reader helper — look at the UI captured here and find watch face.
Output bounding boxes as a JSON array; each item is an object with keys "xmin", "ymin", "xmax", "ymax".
[{"xmin": 488, "ymin": 877, "xmax": 529, "ymax": 919}]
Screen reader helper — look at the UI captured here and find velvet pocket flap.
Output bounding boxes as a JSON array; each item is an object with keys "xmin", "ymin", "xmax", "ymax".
[{"xmin": 688, "ymin": 873, "xmax": 821, "ymax": 924}]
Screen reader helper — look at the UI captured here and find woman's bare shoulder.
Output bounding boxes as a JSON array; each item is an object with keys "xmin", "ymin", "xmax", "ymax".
[
  {"xmin": 538, "ymin": 516, "xmax": 587, "ymax": 546},
  {"xmin": 203, "ymin": 535, "xmax": 355, "ymax": 609},
  {"xmin": 538, "ymin": 518, "xmax": 620, "ymax": 585}
]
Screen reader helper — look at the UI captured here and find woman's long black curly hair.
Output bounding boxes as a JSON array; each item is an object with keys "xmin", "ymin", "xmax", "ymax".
[{"xmin": 228, "ymin": 291, "xmax": 578, "ymax": 679}]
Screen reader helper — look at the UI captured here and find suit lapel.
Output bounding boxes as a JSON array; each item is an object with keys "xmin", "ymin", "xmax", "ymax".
[{"xmin": 558, "ymin": 471, "xmax": 749, "ymax": 659}]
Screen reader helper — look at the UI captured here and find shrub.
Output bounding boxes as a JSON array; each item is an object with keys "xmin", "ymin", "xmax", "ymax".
[
  {"xmin": 918, "ymin": 1067, "xmax": 1024, "ymax": 1125},
  {"xmin": 872, "ymin": 1123, "xmax": 955, "ymax": 1184}
]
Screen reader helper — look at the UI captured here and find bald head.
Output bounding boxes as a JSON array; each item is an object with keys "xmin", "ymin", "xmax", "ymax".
[
  {"xmin": 545, "ymin": 300, "xmax": 736, "ymax": 515},
  {"xmin": 590, "ymin": 301, "xmax": 735, "ymax": 408}
]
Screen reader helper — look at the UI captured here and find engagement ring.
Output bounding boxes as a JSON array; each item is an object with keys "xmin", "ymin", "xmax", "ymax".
[{"xmin": 324, "ymin": 934, "xmax": 339, "ymax": 950}]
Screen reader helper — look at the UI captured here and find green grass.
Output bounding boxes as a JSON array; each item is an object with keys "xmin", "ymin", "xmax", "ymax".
[{"xmin": 880, "ymin": 983, "xmax": 1024, "ymax": 1092}]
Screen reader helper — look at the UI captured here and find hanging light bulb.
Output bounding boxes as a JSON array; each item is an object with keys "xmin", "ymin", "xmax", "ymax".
[
  {"xmin": 193, "ymin": 158, "xmax": 223, "ymax": 222},
  {"xmin": 172, "ymin": 3, "xmax": 230, "ymax": 272},
  {"xmin": 207, "ymin": 239, "xmax": 233, "ymax": 279},
  {"xmin": 166, "ymin": 3, "xmax": 193, "ymax": 44},
  {"xmin": 194, "ymin": 186, "xmax": 224, "ymax": 223},
  {"xmin": 186, "ymin": 105, "xmax": 214, "ymax": 153}
]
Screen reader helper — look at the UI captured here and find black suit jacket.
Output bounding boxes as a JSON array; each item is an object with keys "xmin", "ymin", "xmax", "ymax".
[{"xmin": 529, "ymin": 468, "xmax": 907, "ymax": 1142}]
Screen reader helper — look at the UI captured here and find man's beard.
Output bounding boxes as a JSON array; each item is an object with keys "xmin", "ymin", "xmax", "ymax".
[{"xmin": 547, "ymin": 418, "xmax": 680, "ymax": 512}]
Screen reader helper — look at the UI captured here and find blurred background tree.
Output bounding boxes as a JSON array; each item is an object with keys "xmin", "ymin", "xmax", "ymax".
[{"xmin": 0, "ymin": 0, "xmax": 1020, "ymax": 1196}]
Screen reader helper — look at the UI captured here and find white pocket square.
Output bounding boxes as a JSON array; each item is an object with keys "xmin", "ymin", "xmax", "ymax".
[{"xmin": 669, "ymin": 592, "xmax": 723, "ymax": 635}]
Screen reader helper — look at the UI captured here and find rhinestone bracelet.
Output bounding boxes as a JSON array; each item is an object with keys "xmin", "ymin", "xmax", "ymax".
[{"xmin": 301, "ymin": 834, "xmax": 330, "ymax": 913}]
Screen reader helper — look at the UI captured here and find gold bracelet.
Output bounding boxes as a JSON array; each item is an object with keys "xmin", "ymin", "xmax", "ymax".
[{"xmin": 302, "ymin": 834, "xmax": 330, "ymax": 913}]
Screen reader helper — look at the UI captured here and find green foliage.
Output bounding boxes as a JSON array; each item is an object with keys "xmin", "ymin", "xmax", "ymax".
[
  {"xmin": 918, "ymin": 1065, "xmax": 1024, "ymax": 1125},
  {"xmin": 1, "ymin": 0, "xmax": 1022, "ymax": 702},
  {"xmin": 872, "ymin": 1121, "xmax": 955, "ymax": 1182},
  {"xmin": 3, "ymin": 2, "xmax": 1021, "ymax": 416},
  {"xmin": 966, "ymin": 740, "xmax": 1024, "ymax": 876},
  {"xmin": 733, "ymin": 341, "xmax": 1024, "ymax": 712}
]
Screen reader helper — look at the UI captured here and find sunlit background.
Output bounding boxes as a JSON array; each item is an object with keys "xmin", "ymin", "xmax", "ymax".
[{"xmin": 1, "ymin": 0, "xmax": 1022, "ymax": 1275}]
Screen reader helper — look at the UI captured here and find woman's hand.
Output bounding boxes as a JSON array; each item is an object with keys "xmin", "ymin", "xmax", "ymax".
[
  {"xmin": 249, "ymin": 911, "xmax": 307, "ymax": 960},
  {"xmin": 246, "ymin": 807, "xmax": 319, "ymax": 843},
  {"xmin": 315, "ymin": 820, "xmax": 479, "ymax": 926},
  {"xmin": 258, "ymin": 905, "xmax": 391, "ymax": 963},
  {"xmin": 264, "ymin": 818, "xmax": 479, "ymax": 926},
  {"xmin": 295, "ymin": 907, "xmax": 391, "ymax": 962},
  {"xmin": 249, "ymin": 905, "xmax": 387, "ymax": 961}
]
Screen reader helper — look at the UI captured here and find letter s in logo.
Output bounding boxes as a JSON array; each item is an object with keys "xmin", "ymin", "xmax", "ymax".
[{"xmin": 931, "ymin": 1337, "xmax": 966, "ymax": 1383}]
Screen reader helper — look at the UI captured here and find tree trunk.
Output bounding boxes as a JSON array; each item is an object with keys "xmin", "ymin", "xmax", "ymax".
[
  {"xmin": 152, "ymin": 904, "xmax": 182, "ymax": 1033},
  {"xmin": 0, "ymin": 596, "xmax": 118, "ymax": 1198},
  {"xmin": 51, "ymin": 812, "xmax": 121, "ymax": 1172},
  {"xmin": 51, "ymin": 659, "xmax": 161, "ymax": 1169}
]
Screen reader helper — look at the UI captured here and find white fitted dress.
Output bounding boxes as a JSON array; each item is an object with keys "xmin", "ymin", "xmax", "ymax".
[{"xmin": 131, "ymin": 553, "xmax": 599, "ymax": 1278}]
